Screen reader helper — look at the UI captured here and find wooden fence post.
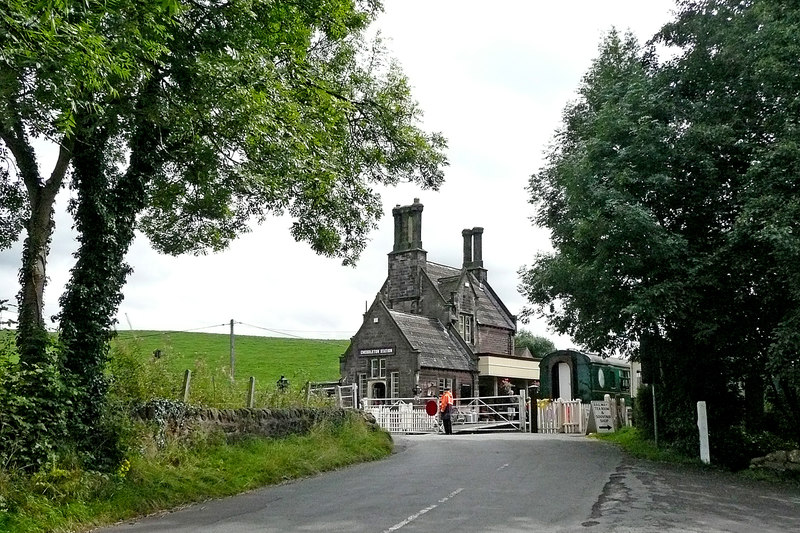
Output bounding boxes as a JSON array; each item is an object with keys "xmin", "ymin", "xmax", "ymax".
[
  {"xmin": 182, "ymin": 369, "xmax": 192, "ymax": 403},
  {"xmin": 247, "ymin": 376, "xmax": 256, "ymax": 408}
]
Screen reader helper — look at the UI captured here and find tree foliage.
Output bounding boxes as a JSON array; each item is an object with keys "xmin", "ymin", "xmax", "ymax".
[
  {"xmin": 0, "ymin": 0, "xmax": 447, "ymax": 469},
  {"xmin": 514, "ymin": 330, "xmax": 555, "ymax": 360},
  {"xmin": 520, "ymin": 0, "xmax": 800, "ymax": 460}
]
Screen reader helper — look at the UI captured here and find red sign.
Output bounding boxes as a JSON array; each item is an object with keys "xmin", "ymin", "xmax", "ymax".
[{"xmin": 425, "ymin": 400, "xmax": 438, "ymax": 416}]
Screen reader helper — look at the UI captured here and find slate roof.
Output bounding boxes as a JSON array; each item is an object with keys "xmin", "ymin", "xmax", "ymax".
[
  {"xmin": 435, "ymin": 276, "xmax": 462, "ymax": 302},
  {"xmin": 425, "ymin": 261, "xmax": 461, "ymax": 282},
  {"xmin": 426, "ymin": 261, "xmax": 514, "ymax": 330},
  {"xmin": 388, "ymin": 310, "xmax": 474, "ymax": 371},
  {"xmin": 475, "ymin": 283, "xmax": 515, "ymax": 329},
  {"xmin": 514, "ymin": 346, "xmax": 534, "ymax": 359}
]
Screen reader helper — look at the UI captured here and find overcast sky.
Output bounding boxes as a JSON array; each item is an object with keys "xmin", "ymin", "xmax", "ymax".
[{"xmin": 0, "ymin": 1, "xmax": 676, "ymax": 347}]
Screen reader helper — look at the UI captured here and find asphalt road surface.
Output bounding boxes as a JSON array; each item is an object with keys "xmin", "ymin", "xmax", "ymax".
[{"xmin": 95, "ymin": 433, "xmax": 800, "ymax": 533}]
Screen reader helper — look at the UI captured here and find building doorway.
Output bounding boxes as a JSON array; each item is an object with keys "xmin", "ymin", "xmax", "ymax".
[
  {"xmin": 460, "ymin": 383, "xmax": 472, "ymax": 399},
  {"xmin": 370, "ymin": 381, "xmax": 387, "ymax": 399},
  {"xmin": 556, "ymin": 362, "xmax": 572, "ymax": 400}
]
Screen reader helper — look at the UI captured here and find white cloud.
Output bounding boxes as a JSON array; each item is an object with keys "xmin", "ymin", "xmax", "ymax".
[{"xmin": 0, "ymin": 0, "xmax": 676, "ymax": 347}]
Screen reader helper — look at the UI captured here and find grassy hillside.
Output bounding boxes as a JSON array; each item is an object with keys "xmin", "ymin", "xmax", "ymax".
[
  {"xmin": 2, "ymin": 329, "xmax": 350, "ymax": 407},
  {"xmin": 111, "ymin": 331, "xmax": 348, "ymax": 389}
]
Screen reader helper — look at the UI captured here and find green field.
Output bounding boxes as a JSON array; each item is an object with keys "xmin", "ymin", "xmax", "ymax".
[
  {"xmin": 110, "ymin": 331, "xmax": 349, "ymax": 406},
  {"xmin": 2, "ymin": 330, "xmax": 350, "ymax": 406},
  {"xmin": 112, "ymin": 330, "xmax": 348, "ymax": 383}
]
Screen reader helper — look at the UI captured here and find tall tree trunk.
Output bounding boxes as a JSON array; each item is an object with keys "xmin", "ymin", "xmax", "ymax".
[
  {"xmin": 1, "ymin": 100, "xmax": 72, "ymax": 365},
  {"xmin": 17, "ymin": 145, "xmax": 72, "ymax": 363},
  {"xmin": 0, "ymin": 96, "xmax": 73, "ymax": 468},
  {"xmin": 57, "ymin": 113, "xmax": 154, "ymax": 467}
]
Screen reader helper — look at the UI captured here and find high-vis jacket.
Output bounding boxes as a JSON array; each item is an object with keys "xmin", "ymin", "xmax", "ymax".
[{"xmin": 440, "ymin": 390, "xmax": 453, "ymax": 413}]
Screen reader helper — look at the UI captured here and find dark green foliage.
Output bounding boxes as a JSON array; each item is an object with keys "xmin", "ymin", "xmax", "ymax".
[
  {"xmin": 514, "ymin": 330, "xmax": 556, "ymax": 359},
  {"xmin": 0, "ymin": 336, "xmax": 69, "ymax": 470},
  {"xmin": 521, "ymin": 0, "xmax": 800, "ymax": 466},
  {"xmin": 0, "ymin": 413, "xmax": 391, "ymax": 533},
  {"xmin": 1, "ymin": 0, "xmax": 446, "ymax": 470}
]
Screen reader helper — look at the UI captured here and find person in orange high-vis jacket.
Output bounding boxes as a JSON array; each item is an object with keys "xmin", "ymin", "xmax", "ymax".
[{"xmin": 439, "ymin": 387, "xmax": 454, "ymax": 435}]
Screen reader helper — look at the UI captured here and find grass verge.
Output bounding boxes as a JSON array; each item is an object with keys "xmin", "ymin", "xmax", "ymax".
[
  {"xmin": 591, "ymin": 426, "xmax": 701, "ymax": 464},
  {"xmin": 592, "ymin": 427, "xmax": 800, "ymax": 487},
  {"xmin": 0, "ymin": 418, "xmax": 392, "ymax": 533}
]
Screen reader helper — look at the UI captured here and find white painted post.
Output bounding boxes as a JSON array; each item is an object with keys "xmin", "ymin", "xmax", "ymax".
[
  {"xmin": 518, "ymin": 391, "xmax": 526, "ymax": 432},
  {"xmin": 697, "ymin": 401, "xmax": 711, "ymax": 464}
]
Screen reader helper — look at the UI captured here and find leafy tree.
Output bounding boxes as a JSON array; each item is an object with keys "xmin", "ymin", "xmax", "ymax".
[
  {"xmin": 521, "ymin": 1, "xmax": 800, "ymax": 462},
  {"xmin": 0, "ymin": 0, "xmax": 447, "ymax": 468},
  {"xmin": 514, "ymin": 329, "xmax": 555, "ymax": 359}
]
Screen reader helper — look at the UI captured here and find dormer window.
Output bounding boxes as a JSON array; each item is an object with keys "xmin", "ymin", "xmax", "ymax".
[{"xmin": 459, "ymin": 314, "xmax": 474, "ymax": 343}]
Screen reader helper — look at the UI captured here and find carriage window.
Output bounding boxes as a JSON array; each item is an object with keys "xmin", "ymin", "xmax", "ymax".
[{"xmin": 621, "ymin": 371, "xmax": 631, "ymax": 392}]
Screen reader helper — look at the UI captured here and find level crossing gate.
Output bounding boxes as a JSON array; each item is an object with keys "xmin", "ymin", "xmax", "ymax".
[{"xmin": 363, "ymin": 394, "xmax": 528, "ymax": 434}]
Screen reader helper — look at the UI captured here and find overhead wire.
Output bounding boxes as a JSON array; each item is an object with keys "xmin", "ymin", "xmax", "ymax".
[
  {"xmin": 236, "ymin": 321, "xmax": 352, "ymax": 344},
  {"xmin": 114, "ymin": 322, "xmax": 230, "ymax": 339},
  {"xmin": 2, "ymin": 308, "xmax": 353, "ymax": 343}
]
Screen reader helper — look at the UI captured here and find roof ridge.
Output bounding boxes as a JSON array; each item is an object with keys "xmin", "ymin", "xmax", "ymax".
[
  {"xmin": 426, "ymin": 260, "xmax": 459, "ymax": 270},
  {"xmin": 388, "ymin": 309, "xmax": 437, "ymax": 320}
]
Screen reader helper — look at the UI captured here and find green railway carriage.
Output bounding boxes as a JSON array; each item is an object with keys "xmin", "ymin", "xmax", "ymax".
[{"xmin": 538, "ymin": 349, "xmax": 632, "ymax": 403}]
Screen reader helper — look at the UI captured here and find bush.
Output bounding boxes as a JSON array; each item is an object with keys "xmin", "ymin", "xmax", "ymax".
[{"xmin": 0, "ymin": 337, "xmax": 71, "ymax": 471}]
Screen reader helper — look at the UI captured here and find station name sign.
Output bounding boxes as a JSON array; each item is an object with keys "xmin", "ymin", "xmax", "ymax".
[{"xmin": 359, "ymin": 347, "xmax": 395, "ymax": 356}]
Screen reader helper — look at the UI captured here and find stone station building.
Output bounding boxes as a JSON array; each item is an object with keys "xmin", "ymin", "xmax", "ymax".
[{"xmin": 340, "ymin": 199, "xmax": 539, "ymax": 403}]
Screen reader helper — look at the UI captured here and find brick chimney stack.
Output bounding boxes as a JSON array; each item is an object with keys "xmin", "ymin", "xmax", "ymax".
[
  {"xmin": 387, "ymin": 199, "xmax": 427, "ymax": 312},
  {"xmin": 462, "ymin": 227, "xmax": 487, "ymax": 283},
  {"xmin": 392, "ymin": 198, "xmax": 423, "ymax": 252},
  {"xmin": 462, "ymin": 228, "xmax": 473, "ymax": 267}
]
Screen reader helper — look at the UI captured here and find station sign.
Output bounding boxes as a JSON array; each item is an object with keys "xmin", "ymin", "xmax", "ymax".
[
  {"xmin": 358, "ymin": 347, "xmax": 395, "ymax": 356},
  {"xmin": 588, "ymin": 400, "xmax": 614, "ymax": 433}
]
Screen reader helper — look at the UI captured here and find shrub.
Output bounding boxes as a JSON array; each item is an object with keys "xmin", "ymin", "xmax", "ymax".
[{"xmin": 0, "ymin": 336, "xmax": 71, "ymax": 471}]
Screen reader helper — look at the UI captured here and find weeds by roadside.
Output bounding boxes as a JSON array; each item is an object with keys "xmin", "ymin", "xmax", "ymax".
[
  {"xmin": 591, "ymin": 427, "xmax": 706, "ymax": 465},
  {"xmin": 0, "ymin": 416, "xmax": 392, "ymax": 533},
  {"xmin": 0, "ymin": 335, "xmax": 388, "ymax": 533},
  {"xmin": 592, "ymin": 427, "xmax": 800, "ymax": 488}
]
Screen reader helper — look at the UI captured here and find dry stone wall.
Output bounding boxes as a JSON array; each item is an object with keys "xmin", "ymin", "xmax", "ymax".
[
  {"xmin": 133, "ymin": 400, "xmax": 379, "ymax": 444},
  {"xmin": 749, "ymin": 449, "xmax": 800, "ymax": 473}
]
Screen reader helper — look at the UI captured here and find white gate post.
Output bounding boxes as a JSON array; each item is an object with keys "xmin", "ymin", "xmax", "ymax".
[
  {"xmin": 697, "ymin": 401, "xmax": 711, "ymax": 464},
  {"xmin": 518, "ymin": 391, "xmax": 526, "ymax": 432}
]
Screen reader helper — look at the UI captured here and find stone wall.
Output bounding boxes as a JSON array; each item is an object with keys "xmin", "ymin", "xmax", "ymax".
[
  {"xmin": 134, "ymin": 400, "xmax": 378, "ymax": 443},
  {"xmin": 749, "ymin": 449, "xmax": 800, "ymax": 474},
  {"xmin": 479, "ymin": 324, "xmax": 513, "ymax": 356}
]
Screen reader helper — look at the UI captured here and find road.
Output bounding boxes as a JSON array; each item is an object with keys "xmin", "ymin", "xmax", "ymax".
[{"xmin": 96, "ymin": 433, "xmax": 800, "ymax": 533}]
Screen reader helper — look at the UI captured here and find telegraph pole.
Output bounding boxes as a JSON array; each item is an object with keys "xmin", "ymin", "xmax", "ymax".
[{"xmin": 230, "ymin": 319, "xmax": 235, "ymax": 381}]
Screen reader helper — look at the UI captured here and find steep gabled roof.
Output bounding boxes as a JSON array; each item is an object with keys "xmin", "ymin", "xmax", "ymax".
[
  {"xmin": 436, "ymin": 276, "xmax": 461, "ymax": 302},
  {"xmin": 474, "ymin": 280, "xmax": 516, "ymax": 330},
  {"xmin": 514, "ymin": 346, "xmax": 534, "ymax": 359},
  {"xmin": 425, "ymin": 261, "xmax": 461, "ymax": 282},
  {"xmin": 388, "ymin": 309, "xmax": 474, "ymax": 371},
  {"xmin": 427, "ymin": 261, "xmax": 515, "ymax": 331}
]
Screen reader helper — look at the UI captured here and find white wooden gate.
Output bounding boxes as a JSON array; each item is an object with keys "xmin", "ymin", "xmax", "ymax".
[
  {"xmin": 363, "ymin": 394, "xmax": 527, "ymax": 434},
  {"xmin": 536, "ymin": 398, "xmax": 585, "ymax": 434}
]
